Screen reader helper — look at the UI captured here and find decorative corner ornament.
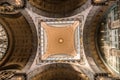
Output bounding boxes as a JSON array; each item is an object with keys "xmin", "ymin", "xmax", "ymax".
[
  {"xmin": 91, "ymin": 0, "xmax": 108, "ymax": 5},
  {"xmin": 0, "ymin": 0, "xmax": 26, "ymax": 14},
  {"xmin": 0, "ymin": 70, "xmax": 15, "ymax": 80}
]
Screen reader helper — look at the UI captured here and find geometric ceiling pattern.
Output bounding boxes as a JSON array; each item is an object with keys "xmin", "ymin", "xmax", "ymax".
[
  {"xmin": 0, "ymin": 0, "xmax": 120, "ymax": 80},
  {"xmin": 36, "ymin": 16, "xmax": 85, "ymax": 64},
  {"xmin": 40, "ymin": 21, "xmax": 81, "ymax": 60}
]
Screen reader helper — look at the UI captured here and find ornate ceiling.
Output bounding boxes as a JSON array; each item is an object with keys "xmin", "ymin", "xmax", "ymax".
[
  {"xmin": 0, "ymin": 0, "xmax": 120, "ymax": 80},
  {"xmin": 83, "ymin": 0, "xmax": 119, "ymax": 77},
  {"xmin": 0, "ymin": 11, "xmax": 37, "ymax": 71},
  {"xmin": 41, "ymin": 21, "xmax": 79, "ymax": 59},
  {"xmin": 0, "ymin": 0, "xmax": 25, "ymax": 14}
]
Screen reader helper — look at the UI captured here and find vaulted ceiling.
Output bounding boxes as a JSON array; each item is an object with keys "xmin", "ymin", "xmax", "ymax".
[
  {"xmin": 29, "ymin": 0, "xmax": 87, "ymax": 13},
  {"xmin": 0, "ymin": 0, "xmax": 120, "ymax": 80}
]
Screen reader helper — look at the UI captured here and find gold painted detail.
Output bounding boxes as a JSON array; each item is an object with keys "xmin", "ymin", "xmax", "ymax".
[{"xmin": 0, "ymin": 0, "xmax": 25, "ymax": 14}]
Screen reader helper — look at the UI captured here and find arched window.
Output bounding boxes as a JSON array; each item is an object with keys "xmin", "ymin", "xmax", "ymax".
[
  {"xmin": 98, "ymin": 4, "xmax": 120, "ymax": 74},
  {"xmin": 0, "ymin": 24, "xmax": 8, "ymax": 60}
]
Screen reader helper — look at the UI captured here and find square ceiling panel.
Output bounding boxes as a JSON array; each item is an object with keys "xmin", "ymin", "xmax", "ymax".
[{"xmin": 39, "ymin": 19, "xmax": 82, "ymax": 61}]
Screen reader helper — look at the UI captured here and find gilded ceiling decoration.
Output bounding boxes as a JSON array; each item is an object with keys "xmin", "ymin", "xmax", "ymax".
[{"xmin": 0, "ymin": 0, "xmax": 26, "ymax": 14}]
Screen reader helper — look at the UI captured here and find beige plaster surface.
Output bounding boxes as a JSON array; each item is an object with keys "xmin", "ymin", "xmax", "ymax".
[{"xmin": 41, "ymin": 21, "xmax": 79, "ymax": 59}]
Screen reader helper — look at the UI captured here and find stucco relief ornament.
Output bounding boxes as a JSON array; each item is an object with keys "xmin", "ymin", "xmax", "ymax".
[
  {"xmin": 0, "ymin": 70, "xmax": 15, "ymax": 80},
  {"xmin": 0, "ymin": 0, "xmax": 26, "ymax": 14}
]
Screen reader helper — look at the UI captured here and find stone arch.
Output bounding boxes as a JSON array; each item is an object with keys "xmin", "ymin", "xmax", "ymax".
[
  {"xmin": 83, "ymin": 0, "xmax": 117, "ymax": 75},
  {"xmin": 27, "ymin": 63, "xmax": 93, "ymax": 80},
  {"xmin": 27, "ymin": 0, "xmax": 91, "ymax": 18},
  {"xmin": 0, "ymin": 10, "xmax": 37, "ymax": 71}
]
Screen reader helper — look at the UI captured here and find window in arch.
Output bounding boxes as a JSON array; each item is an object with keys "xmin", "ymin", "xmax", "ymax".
[
  {"xmin": 98, "ymin": 5, "xmax": 120, "ymax": 74},
  {"xmin": 0, "ymin": 24, "xmax": 8, "ymax": 60}
]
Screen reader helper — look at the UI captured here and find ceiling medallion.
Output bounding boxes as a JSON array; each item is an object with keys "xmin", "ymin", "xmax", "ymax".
[
  {"xmin": 0, "ymin": 0, "xmax": 26, "ymax": 14},
  {"xmin": 58, "ymin": 38, "xmax": 64, "ymax": 44}
]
